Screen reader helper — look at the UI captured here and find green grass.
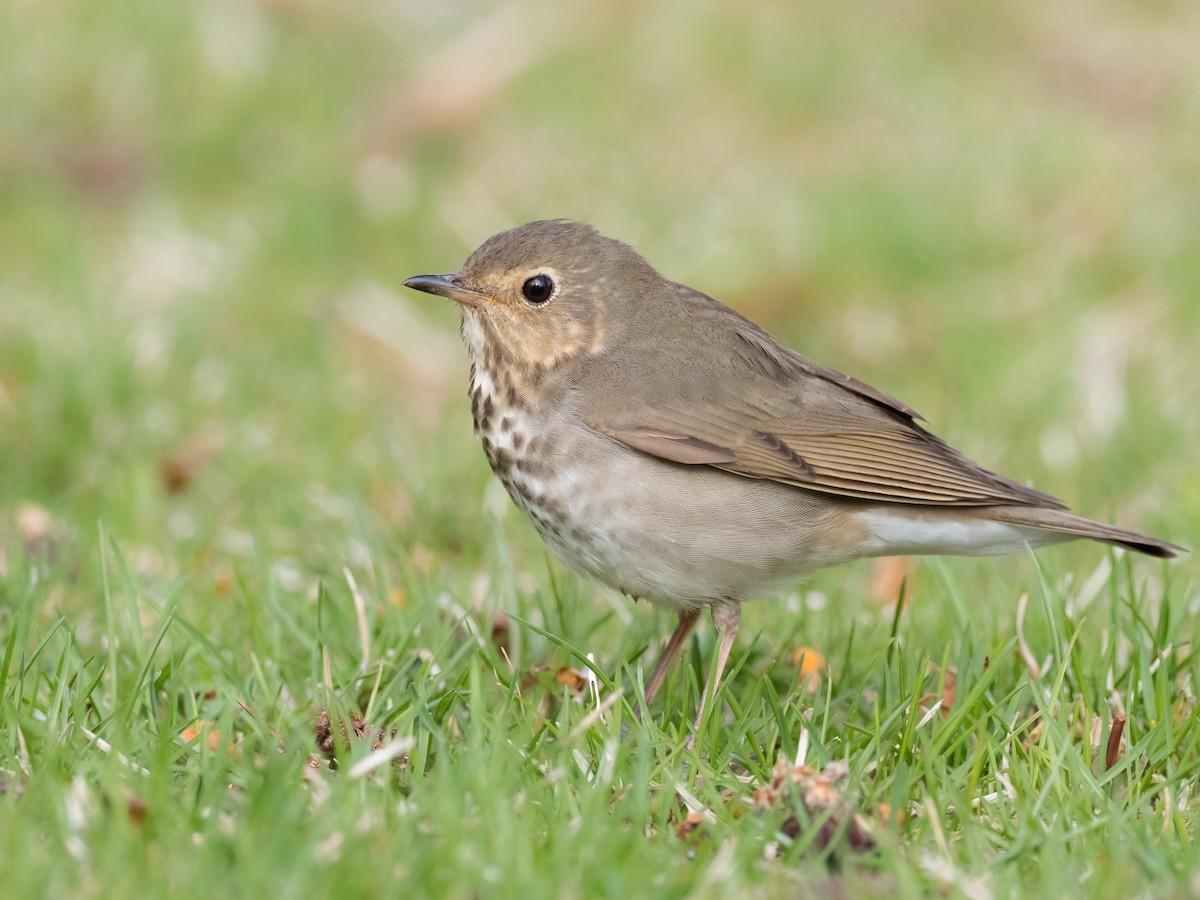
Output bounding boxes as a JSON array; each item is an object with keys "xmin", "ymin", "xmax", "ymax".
[{"xmin": 2, "ymin": 1, "xmax": 1198, "ymax": 897}]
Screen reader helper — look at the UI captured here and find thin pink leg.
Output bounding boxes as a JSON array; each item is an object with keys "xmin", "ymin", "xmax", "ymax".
[
  {"xmin": 692, "ymin": 600, "xmax": 741, "ymax": 735},
  {"xmin": 643, "ymin": 608, "xmax": 701, "ymax": 709}
]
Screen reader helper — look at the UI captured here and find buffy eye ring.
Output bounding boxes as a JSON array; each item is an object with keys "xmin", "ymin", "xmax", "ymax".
[{"xmin": 522, "ymin": 274, "xmax": 555, "ymax": 305}]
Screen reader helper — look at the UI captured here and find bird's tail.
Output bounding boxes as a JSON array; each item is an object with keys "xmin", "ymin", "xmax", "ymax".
[{"xmin": 987, "ymin": 506, "xmax": 1183, "ymax": 559}]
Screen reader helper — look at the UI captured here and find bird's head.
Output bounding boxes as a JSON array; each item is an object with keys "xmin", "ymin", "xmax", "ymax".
[{"xmin": 404, "ymin": 219, "xmax": 660, "ymax": 374}]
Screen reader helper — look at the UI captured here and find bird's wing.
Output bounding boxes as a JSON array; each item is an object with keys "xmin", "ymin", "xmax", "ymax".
[{"xmin": 584, "ymin": 306, "xmax": 1065, "ymax": 509}]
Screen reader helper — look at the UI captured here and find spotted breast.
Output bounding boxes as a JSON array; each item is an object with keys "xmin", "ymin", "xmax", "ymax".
[{"xmin": 463, "ymin": 314, "xmax": 580, "ymax": 552}]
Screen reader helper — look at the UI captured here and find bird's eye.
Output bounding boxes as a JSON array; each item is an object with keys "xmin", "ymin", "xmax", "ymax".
[{"xmin": 521, "ymin": 274, "xmax": 555, "ymax": 305}]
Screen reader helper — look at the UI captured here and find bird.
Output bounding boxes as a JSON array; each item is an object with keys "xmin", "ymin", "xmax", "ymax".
[{"xmin": 403, "ymin": 219, "xmax": 1181, "ymax": 729}]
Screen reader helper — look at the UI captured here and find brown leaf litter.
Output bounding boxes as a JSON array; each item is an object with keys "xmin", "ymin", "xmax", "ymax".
[
  {"xmin": 313, "ymin": 709, "xmax": 393, "ymax": 769},
  {"xmin": 754, "ymin": 756, "xmax": 877, "ymax": 855}
]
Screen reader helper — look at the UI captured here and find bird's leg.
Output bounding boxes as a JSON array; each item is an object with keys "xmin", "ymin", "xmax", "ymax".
[
  {"xmin": 642, "ymin": 608, "xmax": 701, "ymax": 711},
  {"xmin": 692, "ymin": 599, "xmax": 741, "ymax": 734}
]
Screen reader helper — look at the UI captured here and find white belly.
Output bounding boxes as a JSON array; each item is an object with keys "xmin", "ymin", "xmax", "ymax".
[{"xmin": 854, "ymin": 510, "xmax": 1063, "ymax": 557}]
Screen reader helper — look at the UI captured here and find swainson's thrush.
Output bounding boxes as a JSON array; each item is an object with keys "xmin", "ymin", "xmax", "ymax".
[{"xmin": 404, "ymin": 219, "xmax": 1180, "ymax": 728}]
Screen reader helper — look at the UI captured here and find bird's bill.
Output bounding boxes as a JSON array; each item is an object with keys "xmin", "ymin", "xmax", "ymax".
[{"xmin": 402, "ymin": 273, "xmax": 489, "ymax": 306}]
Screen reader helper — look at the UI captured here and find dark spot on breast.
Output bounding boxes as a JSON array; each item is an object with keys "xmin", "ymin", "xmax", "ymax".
[
  {"xmin": 538, "ymin": 494, "xmax": 567, "ymax": 521},
  {"xmin": 499, "ymin": 415, "xmax": 512, "ymax": 433},
  {"xmin": 491, "ymin": 447, "xmax": 515, "ymax": 471},
  {"xmin": 511, "ymin": 432, "xmax": 526, "ymax": 451}
]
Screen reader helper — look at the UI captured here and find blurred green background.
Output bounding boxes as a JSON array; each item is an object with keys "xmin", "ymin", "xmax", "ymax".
[
  {"xmin": 3, "ymin": 0, "xmax": 1197, "ymax": 560},
  {"xmin": 1, "ymin": 0, "xmax": 1198, "ymax": 893}
]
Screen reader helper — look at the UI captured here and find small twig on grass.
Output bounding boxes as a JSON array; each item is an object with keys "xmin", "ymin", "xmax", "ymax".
[{"xmin": 1106, "ymin": 715, "xmax": 1126, "ymax": 770}]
